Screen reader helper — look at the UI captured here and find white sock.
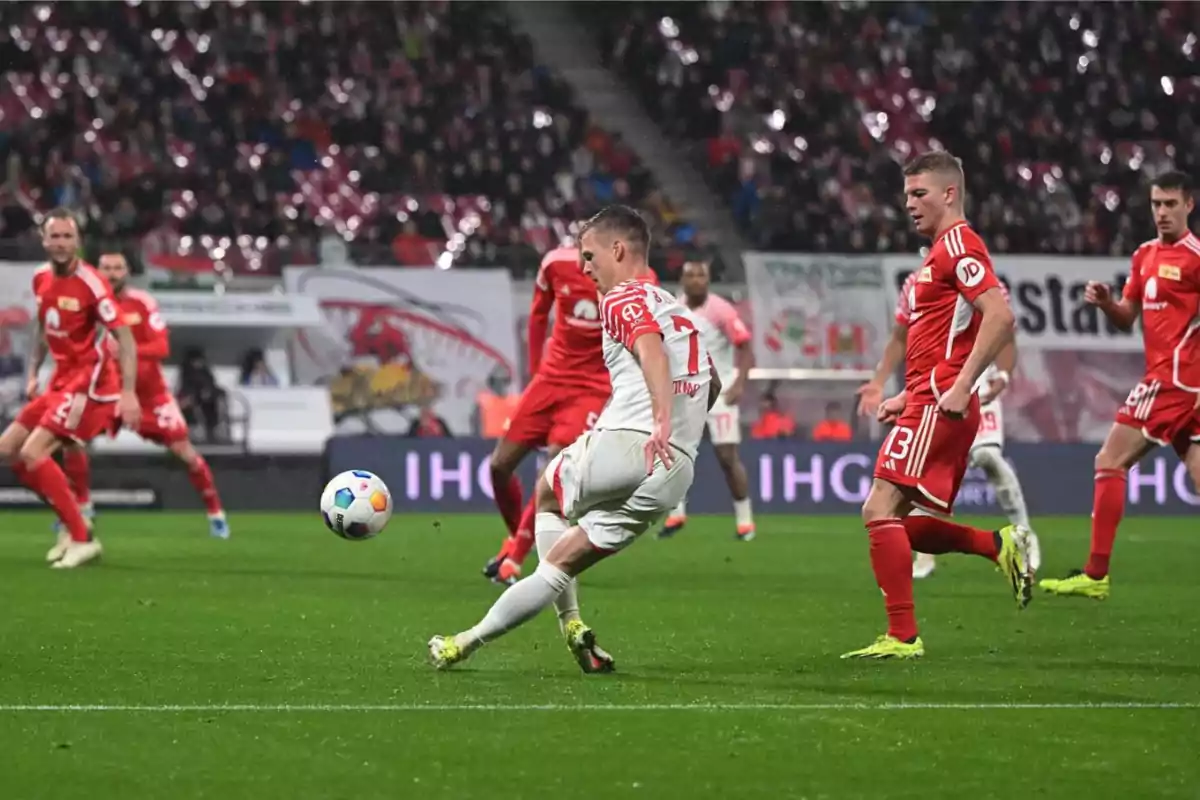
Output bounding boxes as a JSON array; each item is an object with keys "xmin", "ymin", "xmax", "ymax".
[
  {"xmin": 974, "ymin": 448, "xmax": 1032, "ymax": 529},
  {"xmin": 733, "ymin": 498, "xmax": 753, "ymax": 528},
  {"xmin": 671, "ymin": 498, "xmax": 686, "ymax": 519},
  {"xmin": 456, "ymin": 561, "xmax": 571, "ymax": 651},
  {"xmin": 535, "ymin": 512, "xmax": 580, "ymax": 629}
]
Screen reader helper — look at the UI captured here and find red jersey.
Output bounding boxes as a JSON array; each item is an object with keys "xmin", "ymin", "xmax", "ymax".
[
  {"xmin": 529, "ymin": 247, "xmax": 607, "ymax": 391},
  {"xmin": 33, "ymin": 261, "xmax": 125, "ymax": 401},
  {"xmin": 1122, "ymin": 233, "xmax": 1200, "ymax": 391},
  {"xmin": 903, "ymin": 222, "xmax": 1002, "ymax": 403},
  {"xmin": 896, "ymin": 266, "xmax": 1010, "ymax": 327},
  {"xmin": 116, "ymin": 287, "xmax": 171, "ymax": 397}
]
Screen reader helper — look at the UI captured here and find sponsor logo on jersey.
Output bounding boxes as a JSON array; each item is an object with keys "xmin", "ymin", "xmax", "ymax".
[
  {"xmin": 955, "ymin": 257, "xmax": 986, "ymax": 288},
  {"xmin": 125, "ymin": 312, "xmax": 143, "ymax": 326},
  {"xmin": 57, "ymin": 296, "xmax": 81, "ymax": 311}
]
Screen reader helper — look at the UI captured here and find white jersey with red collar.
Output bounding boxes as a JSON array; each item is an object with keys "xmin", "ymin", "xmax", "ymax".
[{"xmin": 596, "ymin": 279, "xmax": 712, "ymax": 459}]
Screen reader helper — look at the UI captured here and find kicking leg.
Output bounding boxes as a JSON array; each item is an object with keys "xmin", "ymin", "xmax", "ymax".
[{"xmin": 432, "ymin": 469, "xmax": 613, "ymax": 672}]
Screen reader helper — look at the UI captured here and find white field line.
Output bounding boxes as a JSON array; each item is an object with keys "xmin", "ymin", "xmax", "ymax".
[{"xmin": 0, "ymin": 702, "xmax": 1196, "ymax": 713}]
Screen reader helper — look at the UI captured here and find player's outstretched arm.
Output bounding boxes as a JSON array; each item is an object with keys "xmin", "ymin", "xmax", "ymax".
[{"xmin": 1085, "ymin": 280, "xmax": 1140, "ymax": 331}]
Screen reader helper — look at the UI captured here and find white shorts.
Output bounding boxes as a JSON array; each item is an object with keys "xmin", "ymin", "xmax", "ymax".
[
  {"xmin": 706, "ymin": 393, "xmax": 741, "ymax": 445},
  {"xmin": 546, "ymin": 428, "xmax": 695, "ymax": 552},
  {"xmin": 970, "ymin": 400, "xmax": 1004, "ymax": 452}
]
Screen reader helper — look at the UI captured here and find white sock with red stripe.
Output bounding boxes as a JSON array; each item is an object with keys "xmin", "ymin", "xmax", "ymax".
[
  {"xmin": 535, "ymin": 512, "xmax": 580, "ymax": 630},
  {"xmin": 456, "ymin": 561, "xmax": 571, "ymax": 651}
]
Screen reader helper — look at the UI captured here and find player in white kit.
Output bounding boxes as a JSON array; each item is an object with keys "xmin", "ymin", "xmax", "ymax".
[
  {"xmin": 857, "ymin": 268, "xmax": 1041, "ymax": 579},
  {"xmin": 659, "ymin": 261, "xmax": 757, "ymax": 541},
  {"xmin": 428, "ymin": 206, "xmax": 719, "ymax": 672}
]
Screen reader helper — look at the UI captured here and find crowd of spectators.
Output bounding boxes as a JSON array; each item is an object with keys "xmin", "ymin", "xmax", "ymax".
[
  {"xmin": 0, "ymin": 1, "xmax": 710, "ymax": 280},
  {"xmin": 595, "ymin": 1, "xmax": 1199, "ymax": 255}
]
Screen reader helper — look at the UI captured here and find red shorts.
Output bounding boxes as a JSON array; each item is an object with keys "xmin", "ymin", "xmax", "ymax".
[
  {"xmin": 503, "ymin": 376, "xmax": 608, "ymax": 449},
  {"xmin": 873, "ymin": 396, "xmax": 981, "ymax": 514},
  {"xmin": 15, "ymin": 391, "xmax": 119, "ymax": 444},
  {"xmin": 133, "ymin": 392, "xmax": 190, "ymax": 445},
  {"xmin": 1115, "ymin": 379, "xmax": 1200, "ymax": 458}
]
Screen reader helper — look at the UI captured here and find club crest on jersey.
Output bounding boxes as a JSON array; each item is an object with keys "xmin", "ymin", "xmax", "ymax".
[
  {"xmin": 125, "ymin": 311, "xmax": 143, "ymax": 325},
  {"xmin": 57, "ymin": 296, "xmax": 80, "ymax": 311},
  {"xmin": 1158, "ymin": 264, "xmax": 1181, "ymax": 281},
  {"xmin": 918, "ymin": 267, "xmax": 933, "ymax": 283}
]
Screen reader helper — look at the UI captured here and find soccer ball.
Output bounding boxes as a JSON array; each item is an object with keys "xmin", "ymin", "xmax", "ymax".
[{"xmin": 320, "ymin": 470, "xmax": 392, "ymax": 540}]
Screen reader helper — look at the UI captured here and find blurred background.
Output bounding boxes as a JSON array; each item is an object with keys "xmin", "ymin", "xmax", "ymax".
[{"xmin": 1, "ymin": 0, "xmax": 1197, "ymax": 514}]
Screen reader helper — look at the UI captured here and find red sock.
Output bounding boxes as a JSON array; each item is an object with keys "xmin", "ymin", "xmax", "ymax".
[
  {"xmin": 187, "ymin": 455, "xmax": 223, "ymax": 515},
  {"xmin": 867, "ymin": 518, "xmax": 918, "ymax": 642},
  {"xmin": 1086, "ymin": 469, "xmax": 1126, "ymax": 579},
  {"xmin": 24, "ymin": 458, "xmax": 91, "ymax": 542},
  {"xmin": 904, "ymin": 515, "xmax": 998, "ymax": 560},
  {"xmin": 507, "ymin": 497, "xmax": 538, "ymax": 565},
  {"xmin": 62, "ymin": 447, "xmax": 91, "ymax": 506},
  {"xmin": 491, "ymin": 469, "xmax": 524, "ymax": 535}
]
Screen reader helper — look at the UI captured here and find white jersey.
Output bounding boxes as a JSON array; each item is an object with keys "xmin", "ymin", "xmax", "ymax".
[
  {"xmin": 597, "ymin": 279, "xmax": 712, "ymax": 459},
  {"xmin": 677, "ymin": 292, "xmax": 751, "ymax": 385}
]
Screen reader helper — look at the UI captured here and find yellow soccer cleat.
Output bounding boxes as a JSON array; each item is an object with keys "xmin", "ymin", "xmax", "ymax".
[
  {"xmin": 427, "ymin": 635, "xmax": 470, "ymax": 670},
  {"xmin": 996, "ymin": 524, "xmax": 1033, "ymax": 610},
  {"xmin": 1040, "ymin": 570, "xmax": 1110, "ymax": 600},
  {"xmin": 564, "ymin": 619, "xmax": 615, "ymax": 674},
  {"xmin": 841, "ymin": 634, "xmax": 925, "ymax": 660}
]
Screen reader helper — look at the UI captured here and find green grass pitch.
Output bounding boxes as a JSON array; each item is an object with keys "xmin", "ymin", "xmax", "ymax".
[{"xmin": 1, "ymin": 510, "xmax": 1197, "ymax": 798}]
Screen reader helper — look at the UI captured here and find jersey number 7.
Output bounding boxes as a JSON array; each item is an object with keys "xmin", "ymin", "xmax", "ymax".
[{"xmin": 671, "ymin": 315, "xmax": 699, "ymax": 375}]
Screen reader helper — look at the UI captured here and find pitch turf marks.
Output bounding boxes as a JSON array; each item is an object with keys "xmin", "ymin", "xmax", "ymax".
[{"xmin": 0, "ymin": 702, "xmax": 1197, "ymax": 713}]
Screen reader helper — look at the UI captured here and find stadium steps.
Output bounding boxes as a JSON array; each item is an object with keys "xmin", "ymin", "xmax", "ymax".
[{"xmin": 504, "ymin": 0, "xmax": 750, "ymax": 277}]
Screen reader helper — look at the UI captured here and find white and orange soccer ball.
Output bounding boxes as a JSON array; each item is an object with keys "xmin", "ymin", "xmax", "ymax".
[{"xmin": 320, "ymin": 470, "xmax": 393, "ymax": 540}]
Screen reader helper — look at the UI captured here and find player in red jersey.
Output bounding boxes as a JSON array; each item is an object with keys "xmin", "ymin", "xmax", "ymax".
[
  {"xmin": 0, "ymin": 209, "xmax": 140, "ymax": 569},
  {"xmin": 843, "ymin": 152, "xmax": 1033, "ymax": 660},
  {"xmin": 1041, "ymin": 171, "xmax": 1200, "ymax": 600},
  {"xmin": 56, "ymin": 253, "xmax": 229, "ymax": 539},
  {"xmin": 482, "ymin": 247, "xmax": 659, "ymax": 585}
]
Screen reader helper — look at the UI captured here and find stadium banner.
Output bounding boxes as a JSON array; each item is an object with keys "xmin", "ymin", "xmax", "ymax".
[
  {"xmin": 881, "ymin": 255, "xmax": 1147, "ymax": 444},
  {"xmin": 151, "ymin": 292, "xmax": 322, "ymax": 328},
  {"xmin": 0, "ymin": 454, "xmax": 321, "ymax": 512},
  {"xmin": 742, "ymin": 253, "xmax": 891, "ymax": 372},
  {"xmin": 284, "ymin": 267, "xmax": 521, "ymax": 438},
  {"xmin": 326, "ymin": 437, "xmax": 1199, "ymax": 515}
]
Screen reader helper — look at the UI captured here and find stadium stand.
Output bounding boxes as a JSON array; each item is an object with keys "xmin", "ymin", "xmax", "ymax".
[
  {"xmin": 592, "ymin": 1, "xmax": 1200, "ymax": 255},
  {"xmin": 0, "ymin": 1, "xmax": 713, "ymax": 280}
]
